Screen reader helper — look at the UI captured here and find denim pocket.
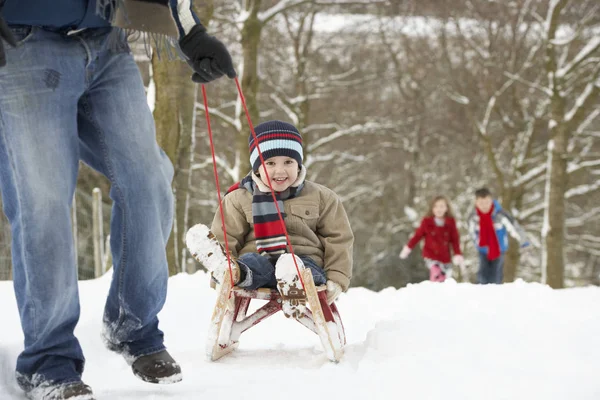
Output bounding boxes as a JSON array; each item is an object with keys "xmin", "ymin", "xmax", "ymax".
[{"xmin": 9, "ymin": 25, "xmax": 36, "ymax": 44}]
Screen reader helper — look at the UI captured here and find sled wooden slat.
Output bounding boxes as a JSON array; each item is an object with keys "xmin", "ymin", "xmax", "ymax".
[
  {"xmin": 206, "ymin": 270, "xmax": 346, "ymax": 362},
  {"xmin": 230, "ymin": 299, "xmax": 282, "ymax": 340},
  {"xmin": 295, "ymin": 309, "xmax": 317, "ymax": 333},
  {"xmin": 301, "ymin": 269, "xmax": 344, "ymax": 362},
  {"xmin": 206, "ymin": 270, "xmax": 236, "ymax": 361}
]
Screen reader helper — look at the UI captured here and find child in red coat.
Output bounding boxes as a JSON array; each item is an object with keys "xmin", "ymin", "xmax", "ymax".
[{"xmin": 399, "ymin": 196, "xmax": 463, "ymax": 282}]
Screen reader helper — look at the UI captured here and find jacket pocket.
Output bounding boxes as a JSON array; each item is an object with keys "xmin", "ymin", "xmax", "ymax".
[{"xmin": 290, "ymin": 204, "xmax": 320, "ymax": 231}]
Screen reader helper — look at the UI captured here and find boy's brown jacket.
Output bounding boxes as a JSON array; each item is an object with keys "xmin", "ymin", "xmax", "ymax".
[{"xmin": 210, "ymin": 181, "xmax": 354, "ymax": 291}]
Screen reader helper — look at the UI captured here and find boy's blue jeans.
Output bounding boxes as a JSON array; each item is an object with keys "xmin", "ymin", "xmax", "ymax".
[
  {"xmin": 477, "ymin": 253, "xmax": 505, "ymax": 284},
  {"xmin": 0, "ymin": 27, "xmax": 174, "ymax": 388},
  {"xmin": 237, "ymin": 253, "xmax": 327, "ymax": 290}
]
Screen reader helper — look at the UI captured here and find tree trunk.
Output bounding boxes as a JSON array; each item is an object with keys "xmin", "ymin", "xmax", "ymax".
[
  {"xmin": 591, "ymin": 255, "xmax": 600, "ymax": 286},
  {"xmin": 502, "ymin": 189, "xmax": 523, "ymax": 283},
  {"xmin": 540, "ymin": 0, "xmax": 568, "ymax": 288},
  {"xmin": 238, "ymin": 4, "xmax": 263, "ymax": 177},
  {"xmin": 152, "ymin": 57, "xmax": 196, "ymax": 276},
  {"xmin": 503, "ymin": 238, "xmax": 520, "ymax": 282},
  {"xmin": 543, "ymin": 125, "xmax": 568, "ymax": 288}
]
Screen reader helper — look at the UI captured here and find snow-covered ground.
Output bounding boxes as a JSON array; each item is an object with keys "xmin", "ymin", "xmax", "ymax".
[{"xmin": 1, "ymin": 272, "xmax": 599, "ymax": 399}]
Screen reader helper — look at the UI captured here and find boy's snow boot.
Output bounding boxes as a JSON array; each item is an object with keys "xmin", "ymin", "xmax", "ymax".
[
  {"xmin": 186, "ymin": 224, "xmax": 240, "ymax": 285},
  {"xmin": 27, "ymin": 381, "xmax": 95, "ymax": 400},
  {"xmin": 275, "ymin": 254, "xmax": 307, "ymax": 319},
  {"xmin": 132, "ymin": 350, "xmax": 182, "ymax": 384}
]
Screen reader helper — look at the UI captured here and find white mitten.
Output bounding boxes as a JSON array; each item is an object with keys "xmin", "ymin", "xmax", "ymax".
[
  {"xmin": 326, "ymin": 280, "xmax": 343, "ymax": 305},
  {"xmin": 452, "ymin": 254, "xmax": 464, "ymax": 267},
  {"xmin": 399, "ymin": 245, "xmax": 411, "ymax": 259}
]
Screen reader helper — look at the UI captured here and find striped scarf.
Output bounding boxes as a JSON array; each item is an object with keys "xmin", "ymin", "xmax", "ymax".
[{"xmin": 226, "ymin": 168, "xmax": 305, "ymax": 259}]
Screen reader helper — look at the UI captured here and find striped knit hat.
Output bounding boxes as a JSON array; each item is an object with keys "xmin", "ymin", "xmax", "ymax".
[{"xmin": 249, "ymin": 120, "xmax": 303, "ymax": 171}]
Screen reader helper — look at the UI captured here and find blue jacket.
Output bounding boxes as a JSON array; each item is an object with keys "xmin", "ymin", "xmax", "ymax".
[
  {"xmin": 467, "ymin": 200, "xmax": 529, "ymax": 255},
  {"xmin": 2, "ymin": 0, "xmax": 195, "ymax": 36},
  {"xmin": 3, "ymin": 0, "xmax": 110, "ymax": 29}
]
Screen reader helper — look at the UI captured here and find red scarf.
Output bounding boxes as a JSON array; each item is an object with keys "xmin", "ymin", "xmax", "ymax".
[{"xmin": 477, "ymin": 205, "xmax": 501, "ymax": 260}]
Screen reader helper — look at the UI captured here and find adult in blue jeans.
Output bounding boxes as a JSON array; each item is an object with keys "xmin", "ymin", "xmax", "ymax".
[{"xmin": 0, "ymin": 1, "xmax": 236, "ymax": 398}]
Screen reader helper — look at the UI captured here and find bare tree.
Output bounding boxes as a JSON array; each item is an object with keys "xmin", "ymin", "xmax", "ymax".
[{"xmin": 540, "ymin": 0, "xmax": 599, "ymax": 288}]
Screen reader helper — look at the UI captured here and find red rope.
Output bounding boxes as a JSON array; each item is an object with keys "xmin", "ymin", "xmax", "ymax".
[
  {"xmin": 201, "ymin": 84, "xmax": 235, "ymax": 288},
  {"xmin": 233, "ymin": 77, "xmax": 305, "ymax": 290}
]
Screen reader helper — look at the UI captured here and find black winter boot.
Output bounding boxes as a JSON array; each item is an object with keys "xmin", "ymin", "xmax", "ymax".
[
  {"xmin": 131, "ymin": 350, "xmax": 182, "ymax": 384},
  {"xmin": 27, "ymin": 381, "xmax": 95, "ymax": 400}
]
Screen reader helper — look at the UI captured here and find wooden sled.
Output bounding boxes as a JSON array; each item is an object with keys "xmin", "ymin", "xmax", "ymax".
[{"xmin": 207, "ymin": 268, "xmax": 346, "ymax": 362}]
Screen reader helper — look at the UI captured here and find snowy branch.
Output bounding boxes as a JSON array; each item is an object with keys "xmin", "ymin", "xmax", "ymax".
[
  {"xmin": 260, "ymin": 0, "xmax": 313, "ymax": 24},
  {"xmin": 556, "ymin": 36, "xmax": 600, "ymax": 79},
  {"xmin": 260, "ymin": 0, "xmax": 385, "ymax": 24},
  {"xmin": 190, "ymin": 158, "xmax": 213, "ymax": 171},
  {"xmin": 442, "ymin": 86, "xmax": 470, "ymax": 105},
  {"xmin": 269, "ymin": 93, "xmax": 300, "ymax": 125},
  {"xmin": 303, "ymin": 123, "xmax": 342, "ymax": 133},
  {"xmin": 503, "ymin": 72, "xmax": 552, "ymax": 96},
  {"xmin": 564, "ymin": 77, "xmax": 600, "ymax": 130},
  {"xmin": 567, "ymin": 159, "xmax": 600, "ymax": 174},
  {"xmin": 307, "ymin": 122, "xmax": 396, "ymax": 152},
  {"xmin": 514, "ymin": 101, "xmax": 542, "ymax": 169},
  {"xmin": 453, "ymin": 17, "xmax": 490, "ymax": 62},
  {"xmin": 477, "ymin": 96, "xmax": 496, "ymax": 136},
  {"xmin": 195, "ymin": 102, "xmax": 242, "ymax": 131},
  {"xmin": 305, "ymin": 151, "xmax": 367, "ymax": 168},
  {"xmin": 520, "ymin": 202, "xmax": 545, "ymax": 221},
  {"xmin": 570, "ymin": 244, "xmax": 600, "ymax": 257},
  {"xmin": 566, "ymin": 206, "xmax": 600, "ymax": 228},
  {"xmin": 576, "ymin": 107, "xmax": 600, "ymax": 136},
  {"xmin": 544, "ymin": 0, "xmax": 567, "ymax": 41},
  {"xmin": 512, "ymin": 163, "xmax": 547, "ymax": 188},
  {"xmin": 565, "ymin": 180, "xmax": 600, "ymax": 199}
]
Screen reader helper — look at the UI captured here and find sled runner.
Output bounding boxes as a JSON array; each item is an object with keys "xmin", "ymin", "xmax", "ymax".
[{"xmin": 206, "ymin": 268, "xmax": 346, "ymax": 362}]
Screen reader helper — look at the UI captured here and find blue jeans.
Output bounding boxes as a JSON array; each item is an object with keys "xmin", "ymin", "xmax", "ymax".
[
  {"xmin": 237, "ymin": 253, "xmax": 327, "ymax": 290},
  {"xmin": 477, "ymin": 253, "xmax": 505, "ymax": 284},
  {"xmin": 0, "ymin": 27, "xmax": 174, "ymax": 389}
]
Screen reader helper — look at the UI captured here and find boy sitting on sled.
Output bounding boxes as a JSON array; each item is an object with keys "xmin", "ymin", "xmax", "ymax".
[{"xmin": 187, "ymin": 120, "xmax": 353, "ymax": 318}]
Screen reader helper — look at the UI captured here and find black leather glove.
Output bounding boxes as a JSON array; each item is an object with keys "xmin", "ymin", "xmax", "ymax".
[
  {"xmin": 179, "ymin": 23, "xmax": 236, "ymax": 84},
  {"xmin": 0, "ymin": 2, "xmax": 16, "ymax": 67}
]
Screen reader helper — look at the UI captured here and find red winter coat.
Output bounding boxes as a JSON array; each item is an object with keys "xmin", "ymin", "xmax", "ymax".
[{"xmin": 407, "ymin": 217, "xmax": 462, "ymax": 263}]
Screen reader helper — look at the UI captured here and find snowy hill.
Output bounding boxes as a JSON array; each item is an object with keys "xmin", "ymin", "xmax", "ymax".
[{"xmin": 1, "ymin": 273, "xmax": 599, "ymax": 399}]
